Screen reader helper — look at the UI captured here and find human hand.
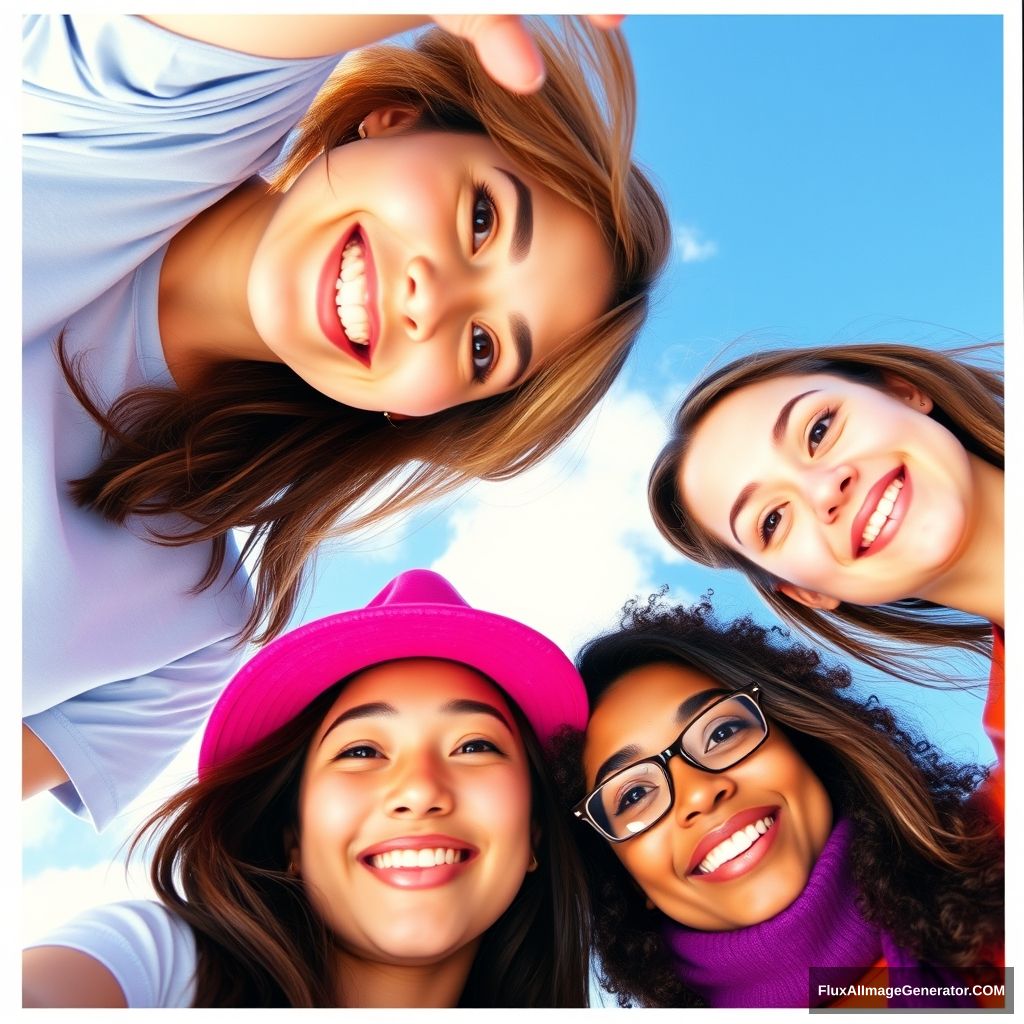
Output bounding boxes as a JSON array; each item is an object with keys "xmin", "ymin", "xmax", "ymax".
[{"xmin": 431, "ymin": 14, "xmax": 626, "ymax": 93}]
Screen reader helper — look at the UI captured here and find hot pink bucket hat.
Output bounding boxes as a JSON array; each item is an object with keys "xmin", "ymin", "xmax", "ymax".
[{"xmin": 199, "ymin": 569, "xmax": 587, "ymax": 774}]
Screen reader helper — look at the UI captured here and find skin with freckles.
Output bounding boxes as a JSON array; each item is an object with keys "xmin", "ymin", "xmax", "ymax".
[
  {"xmin": 582, "ymin": 662, "xmax": 832, "ymax": 932},
  {"xmin": 160, "ymin": 110, "xmax": 614, "ymax": 415},
  {"xmin": 289, "ymin": 658, "xmax": 533, "ymax": 1002},
  {"xmin": 678, "ymin": 372, "xmax": 1003, "ymax": 618}
]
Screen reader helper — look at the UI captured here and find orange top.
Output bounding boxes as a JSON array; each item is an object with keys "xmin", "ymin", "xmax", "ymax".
[
  {"xmin": 976, "ymin": 626, "xmax": 1004, "ymax": 822},
  {"xmin": 833, "ymin": 631, "xmax": 1006, "ymax": 1010}
]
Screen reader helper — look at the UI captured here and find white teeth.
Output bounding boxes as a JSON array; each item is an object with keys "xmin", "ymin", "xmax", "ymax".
[
  {"xmin": 370, "ymin": 848, "xmax": 466, "ymax": 869},
  {"xmin": 859, "ymin": 476, "xmax": 904, "ymax": 550},
  {"xmin": 336, "ymin": 237, "xmax": 371, "ymax": 345},
  {"xmin": 696, "ymin": 815, "xmax": 775, "ymax": 875}
]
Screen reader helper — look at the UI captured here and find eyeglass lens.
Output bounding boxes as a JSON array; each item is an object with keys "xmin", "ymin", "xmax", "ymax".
[{"xmin": 585, "ymin": 693, "xmax": 766, "ymax": 841}]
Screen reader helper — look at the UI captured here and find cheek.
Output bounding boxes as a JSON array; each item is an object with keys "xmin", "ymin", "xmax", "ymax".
[
  {"xmin": 385, "ymin": 353, "xmax": 461, "ymax": 416},
  {"xmin": 298, "ymin": 777, "xmax": 371, "ymax": 861},
  {"xmin": 616, "ymin": 831, "xmax": 676, "ymax": 900}
]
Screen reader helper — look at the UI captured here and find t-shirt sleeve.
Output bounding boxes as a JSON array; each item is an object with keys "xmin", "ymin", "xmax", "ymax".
[
  {"xmin": 23, "ymin": 633, "xmax": 247, "ymax": 833},
  {"xmin": 26, "ymin": 900, "xmax": 197, "ymax": 1008},
  {"xmin": 22, "ymin": 14, "xmax": 342, "ymax": 339}
]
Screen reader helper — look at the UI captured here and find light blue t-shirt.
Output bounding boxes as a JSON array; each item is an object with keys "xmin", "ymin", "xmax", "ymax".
[
  {"xmin": 28, "ymin": 900, "xmax": 198, "ymax": 1007},
  {"xmin": 22, "ymin": 15, "xmax": 341, "ymax": 830}
]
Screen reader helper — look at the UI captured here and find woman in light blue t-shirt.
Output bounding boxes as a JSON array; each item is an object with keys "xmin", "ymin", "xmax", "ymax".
[{"xmin": 22, "ymin": 14, "xmax": 670, "ymax": 830}]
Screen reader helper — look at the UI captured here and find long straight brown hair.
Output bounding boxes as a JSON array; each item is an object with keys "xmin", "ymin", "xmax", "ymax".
[
  {"xmin": 131, "ymin": 677, "xmax": 591, "ymax": 1007},
  {"xmin": 64, "ymin": 20, "xmax": 671, "ymax": 644},
  {"xmin": 550, "ymin": 594, "xmax": 1003, "ymax": 1006},
  {"xmin": 648, "ymin": 342, "xmax": 1003, "ymax": 682}
]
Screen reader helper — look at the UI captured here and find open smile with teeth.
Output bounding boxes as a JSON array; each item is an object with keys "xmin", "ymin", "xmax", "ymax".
[
  {"xmin": 859, "ymin": 473, "xmax": 904, "ymax": 551},
  {"xmin": 369, "ymin": 848, "xmax": 470, "ymax": 870},
  {"xmin": 336, "ymin": 237, "xmax": 371, "ymax": 345},
  {"xmin": 694, "ymin": 815, "xmax": 775, "ymax": 875}
]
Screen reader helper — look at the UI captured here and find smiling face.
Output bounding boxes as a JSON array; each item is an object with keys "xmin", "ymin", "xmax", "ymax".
[
  {"xmin": 582, "ymin": 662, "xmax": 832, "ymax": 931},
  {"xmin": 677, "ymin": 372, "xmax": 978, "ymax": 609},
  {"xmin": 247, "ymin": 115, "xmax": 614, "ymax": 416},
  {"xmin": 290, "ymin": 658, "xmax": 533, "ymax": 968}
]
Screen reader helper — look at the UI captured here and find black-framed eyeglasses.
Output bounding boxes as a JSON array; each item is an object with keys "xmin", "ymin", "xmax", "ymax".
[{"xmin": 573, "ymin": 684, "xmax": 768, "ymax": 843}]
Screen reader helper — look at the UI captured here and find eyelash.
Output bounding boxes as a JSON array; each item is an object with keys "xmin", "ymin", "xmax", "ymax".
[
  {"xmin": 758, "ymin": 407, "xmax": 838, "ymax": 545},
  {"xmin": 330, "ymin": 738, "xmax": 505, "ymax": 762},
  {"xmin": 456, "ymin": 738, "xmax": 505, "ymax": 757},
  {"xmin": 469, "ymin": 182, "xmax": 499, "ymax": 384},
  {"xmin": 333, "ymin": 744, "xmax": 382, "ymax": 761},
  {"xmin": 471, "ymin": 181, "xmax": 498, "ymax": 253},
  {"xmin": 807, "ymin": 407, "xmax": 836, "ymax": 452}
]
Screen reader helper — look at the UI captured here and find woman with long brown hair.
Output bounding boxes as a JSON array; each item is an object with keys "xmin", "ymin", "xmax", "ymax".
[
  {"xmin": 24, "ymin": 570, "xmax": 593, "ymax": 1007},
  {"xmin": 22, "ymin": 14, "xmax": 671, "ymax": 828},
  {"xmin": 648, "ymin": 343, "xmax": 1003, "ymax": 810},
  {"xmin": 551, "ymin": 594, "xmax": 1003, "ymax": 1008}
]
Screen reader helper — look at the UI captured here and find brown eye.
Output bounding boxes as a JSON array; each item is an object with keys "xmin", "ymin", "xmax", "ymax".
[
  {"xmin": 809, "ymin": 412, "xmax": 834, "ymax": 451},
  {"xmin": 471, "ymin": 185, "xmax": 496, "ymax": 252},
  {"xmin": 471, "ymin": 325, "xmax": 496, "ymax": 381}
]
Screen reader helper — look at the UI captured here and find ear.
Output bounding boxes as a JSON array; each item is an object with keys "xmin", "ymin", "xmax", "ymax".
[
  {"xmin": 359, "ymin": 105, "xmax": 422, "ymax": 139},
  {"xmin": 880, "ymin": 371, "xmax": 933, "ymax": 414},
  {"xmin": 776, "ymin": 581, "xmax": 841, "ymax": 611}
]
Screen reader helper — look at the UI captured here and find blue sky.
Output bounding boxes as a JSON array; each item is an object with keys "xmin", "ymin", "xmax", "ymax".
[{"xmin": 22, "ymin": 13, "xmax": 1008, "ymax": 957}]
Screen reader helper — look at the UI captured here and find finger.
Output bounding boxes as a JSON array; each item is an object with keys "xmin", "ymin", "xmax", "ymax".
[
  {"xmin": 585, "ymin": 14, "xmax": 626, "ymax": 30},
  {"xmin": 434, "ymin": 15, "xmax": 546, "ymax": 93}
]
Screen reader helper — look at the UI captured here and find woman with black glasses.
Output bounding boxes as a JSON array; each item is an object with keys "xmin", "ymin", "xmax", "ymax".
[{"xmin": 550, "ymin": 594, "xmax": 1003, "ymax": 1009}]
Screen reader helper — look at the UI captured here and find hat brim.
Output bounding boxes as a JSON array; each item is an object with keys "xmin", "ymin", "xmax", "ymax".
[{"xmin": 199, "ymin": 602, "xmax": 588, "ymax": 773}]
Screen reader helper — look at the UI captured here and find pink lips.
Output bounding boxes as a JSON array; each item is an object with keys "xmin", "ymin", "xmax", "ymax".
[
  {"xmin": 358, "ymin": 834, "xmax": 478, "ymax": 891},
  {"xmin": 316, "ymin": 224, "xmax": 379, "ymax": 366},
  {"xmin": 687, "ymin": 805, "xmax": 780, "ymax": 883},
  {"xmin": 850, "ymin": 466, "xmax": 911, "ymax": 559}
]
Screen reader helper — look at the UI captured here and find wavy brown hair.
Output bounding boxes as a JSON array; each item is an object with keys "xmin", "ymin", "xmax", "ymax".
[
  {"xmin": 648, "ymin": 342, "xmax": 1003, "ymax": 683},
  {"xmin": 131, "ymin": 674, "xmax": 591, "ymax": 1007},
  {"xmin": 63, "ymin": 20, "xmax": 671, "ymax": 643},
  {"xmin": 549, "ymin": 594, "xmax": 1003, "ymax": 1008}
]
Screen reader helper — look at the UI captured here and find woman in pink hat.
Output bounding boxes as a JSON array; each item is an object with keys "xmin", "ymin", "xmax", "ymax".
[{"xmin": 23, "ymin": 570, "xmax": 591, "ymax": 1008}]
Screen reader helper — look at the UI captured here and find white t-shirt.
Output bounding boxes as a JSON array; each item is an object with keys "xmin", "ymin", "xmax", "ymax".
[
  {"xmin": 28, "ymin": 900, "xmax": 198, "ymax": 1007},
  {"xmin": 22, "ymin": 15, "xmax": 341, "ymax": 830}
]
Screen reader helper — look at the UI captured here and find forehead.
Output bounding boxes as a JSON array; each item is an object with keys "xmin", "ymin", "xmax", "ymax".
[
  {"xmin": 583, "ymin": 662, "xmax": 721, "ymax": 782},
  {"xmin": 315, "ymin": 657, "xmax": 517, "ymax": 735}
]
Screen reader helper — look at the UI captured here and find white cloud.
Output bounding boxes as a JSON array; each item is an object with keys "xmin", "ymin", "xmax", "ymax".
[
  {"xmin": 674, "ymin": 223, "xmax": 718, "ymax": 263},
  {"xmin": 22, "ymin": 861, "xmax": 157, "ymax": 946},
  {"xmin": 21, "ymin": 795, "xmax": 63, "ymax": 851},
  {"xmin": 432, "ymin": 382, "xmax": 692, "ymax": 656}
]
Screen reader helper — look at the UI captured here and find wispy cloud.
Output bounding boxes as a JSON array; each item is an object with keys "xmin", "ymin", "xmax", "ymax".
[
  {"xmin": 674, "ymin": 223, "xmax": 718, "ymax": 263},
  {"xmin": 432, "ymin": 382, "xmax": 692, "ymax": 656}
]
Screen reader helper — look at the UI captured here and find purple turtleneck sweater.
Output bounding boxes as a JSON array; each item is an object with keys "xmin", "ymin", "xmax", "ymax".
[{"xmin": 662, "ymin": 819, "xmax": 975, "ymax": 1008}]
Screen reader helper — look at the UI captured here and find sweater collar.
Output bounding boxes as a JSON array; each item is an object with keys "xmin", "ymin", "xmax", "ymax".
[{"xmin": 662, "ymin": 818, "xmax": 880, "ymax": 1007}]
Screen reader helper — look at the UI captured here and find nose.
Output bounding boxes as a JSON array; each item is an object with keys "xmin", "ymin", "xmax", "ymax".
[
  {"xmin": 402, "ymin": 255, "xmax": 474, "ymax": 342},
  {"xmin": 804, "ymin": 462, "xmax": 857, "ymax": 523},
  {"xmin": 669, "ymin": 758, "xmax": 736, "ymax": 826},
  {"xmin": 385, "ymin": 749, "xmax": 454, "ymax": 819}
]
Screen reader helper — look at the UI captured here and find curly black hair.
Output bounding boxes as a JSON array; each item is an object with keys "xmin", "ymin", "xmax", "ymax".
[{"xmin": 549, "ymin": 593, "xmax": 1003, "ymax": 1008}]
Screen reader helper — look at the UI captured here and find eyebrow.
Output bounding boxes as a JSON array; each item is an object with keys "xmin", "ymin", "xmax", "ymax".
[
  {"xmin": 440, "ymin": 698, "xmax": 513, "ymax": 732},
  {"xmin": 594, "ymin": 687, "xmax": 730, "ymax": 785},
  {"xmin": 497, "ymin": 167, "xmax": 533, "ymax": 263},
  {"xmin": 727, "ymin": 389, "xmax": 821, "ymax": 544},
  {"xmin": 506, "ymin": 313, "xmax": 533, "ymax": 389},
  {"xmin": 318, "ymin": 701, "xmax": 396, "ymax": 748}
]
